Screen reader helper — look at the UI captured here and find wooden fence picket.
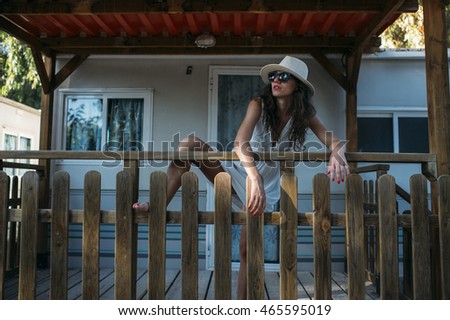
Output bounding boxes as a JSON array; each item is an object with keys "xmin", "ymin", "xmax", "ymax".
[
  {"xmin": 115, "ymin": 170, "xmax": 135, "ymax": 299},
  {"xmin": 410, "ymin": 174, "xmax": 432, "ymax": 299},
  {"xmin": 0, "ymin": 172, "xmax": 8, "ymax": 299},
  {"xmin": 378, "ymin": 174, "xmax": 399, "ymax": 299},
  {"xmin": 8, "ymin": 176, "xmax": 19, "ymax": 270},
  {"xmin": 18, "ymin": 172, "xmax": 39, "ymax": 300},
  {"xmin": 363, "ymin": 180, "xmax": 369, "ymax": 271},
  {"xmin": 312, "ymin": 173, "xmax": 331, "ymax": 300},
  {"xmin": 148, "ymin": 171, "xmax": 167, "ymax": 300},
  {"xmin": 82, "ymin": 171, "xmax": 101, "ymax": 299},
  {"xmin": 345, "ymin": 174, "xmax": 365, "ymax": 299},
  {"xmin": 279, "ymin": 173, "xmax": 298, "ymax": 299},
  {"xmin": 214, "ymin": 172, "xmax": 232, "ymax": 300},
  {"xmin": 438, "ymin": 175, "xmax": 450, "ymax": 299},
  {"xmin": 2, "ymin": 166, "xmax": 447, "ymax": 301},
  {"xmin": 181, "ymin": 172, "xmax": 198, "ymax": 299},
  {"xmin": 50, "ymin": 171, "xmax": 70, "ymax": 299},
  {"xmin": 246, "ymin": 177, "xmax": 264, "ymax": 300}
]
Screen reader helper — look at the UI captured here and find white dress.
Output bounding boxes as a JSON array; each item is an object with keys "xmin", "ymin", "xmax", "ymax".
[{"xmin": 221, "ymin": 112, "xmax": 293, "ymax": 211}]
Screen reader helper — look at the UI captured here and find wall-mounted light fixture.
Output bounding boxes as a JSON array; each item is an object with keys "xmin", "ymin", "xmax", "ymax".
[{"xmin": 195, "ymin": 34, "xmax": 216, "ymax": 48}]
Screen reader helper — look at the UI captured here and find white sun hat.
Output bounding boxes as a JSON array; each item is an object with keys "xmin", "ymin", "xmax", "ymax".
[{"xmin": 260, "ymin": 56, "xmax": 315, "ymax": 95}]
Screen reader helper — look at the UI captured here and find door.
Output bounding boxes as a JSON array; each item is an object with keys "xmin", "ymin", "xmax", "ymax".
[{"xmin": 206, "ymin": 65, "xmax": 280, "ymax": 271}]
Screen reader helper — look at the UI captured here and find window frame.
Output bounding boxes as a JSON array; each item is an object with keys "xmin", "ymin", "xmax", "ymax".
[
  {"xmin": 357, "ymin": 106, "xmax": 428, "ymax": 153},
  {"xmin": 2, "ymin": 130, "xmax": 34, "ymax": 176},
  {"xmin": 57, "ymin": 88, "xmax": 154, "ymax": 163}
]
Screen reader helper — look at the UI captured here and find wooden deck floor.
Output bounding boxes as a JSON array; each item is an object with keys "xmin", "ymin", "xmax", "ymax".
[{"xmin": 3, "ymin": 269, "xmax": 379, "ymax": 300}]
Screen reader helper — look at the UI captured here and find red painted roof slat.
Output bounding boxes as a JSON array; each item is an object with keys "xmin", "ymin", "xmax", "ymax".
[{"xmin": 137, "ymin": 13, "xmax": 157, "ymax": 35}]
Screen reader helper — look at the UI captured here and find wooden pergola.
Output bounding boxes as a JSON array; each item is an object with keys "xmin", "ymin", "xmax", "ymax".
[
  {"xmin": 1, "ymin": 0, "xmax": 449, "ymax": 299},
  {"xmin": 1, "ymin": 1, "xmax": 449, "ymax": 203}
]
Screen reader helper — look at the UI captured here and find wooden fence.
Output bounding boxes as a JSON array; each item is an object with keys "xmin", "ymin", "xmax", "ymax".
[{"xmin": 1, "ymin": 169, "xmax": 449, "ymax": 300}]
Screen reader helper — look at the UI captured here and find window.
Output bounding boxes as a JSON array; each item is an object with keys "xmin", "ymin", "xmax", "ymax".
[
  {"xmin": 358, "ymin": 117, "xmax": 393, "ymax": 152},
  {"xmin": 3, "ymin": 133, "xmax": 32, "ymax": 176},
  {"xmin": 61, "ymin": 89, "xmax": 152, "ymax": 151},
  {"xmin": 357, "ymin": 109, "xmax": 428, "ymax": 153},
  {"xmin": 106, "ymin": 98, "xmax": 144, "ymax": 151},
  {"xmin": 66, "ymin": 97, "xmax": 102, "ymax": 151},
  {"xmin": 4, "ymin": 134, "xmax": 18, "ymax": 151},
  {"xmin": 398, "ymin": 117, "xmax": 429, "ymax": 153}
]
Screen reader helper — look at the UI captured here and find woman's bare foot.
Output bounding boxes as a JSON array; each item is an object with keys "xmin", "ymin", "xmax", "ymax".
[{"xmin": 132, "ymin": 202, "xmax": 150, "ymax": 212}]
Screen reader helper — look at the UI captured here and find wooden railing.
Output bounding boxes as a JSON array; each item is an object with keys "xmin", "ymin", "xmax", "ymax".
[{"xmin": 0, "ymin": 151, "xmax": 448, "ymax": 300}]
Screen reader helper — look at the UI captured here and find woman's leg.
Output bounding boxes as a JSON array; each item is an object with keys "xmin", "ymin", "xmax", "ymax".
[
  {"xmin": 133, "ymin": 135, "xmax": 226, "ymax": 210},
  {"xmin": 237, "ymin": 225, "xmax": 247, "ymax": 299}
]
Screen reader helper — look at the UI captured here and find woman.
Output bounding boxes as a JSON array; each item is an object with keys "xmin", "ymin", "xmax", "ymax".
[{"xmin": 133, "ymin": 56, "xmax": 349, "ymax": 299}]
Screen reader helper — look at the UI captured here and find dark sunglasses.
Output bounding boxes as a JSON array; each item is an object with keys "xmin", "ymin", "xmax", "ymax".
[{"xmin": 268, "ymin": 71, "xmax": 292, "ymax": 83}]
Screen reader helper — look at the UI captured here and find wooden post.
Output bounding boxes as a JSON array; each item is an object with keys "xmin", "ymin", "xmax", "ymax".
[
  {"xmin": 280, "ymin": 173, "xmax": 298, "ymax": 300},
  {"xmin": 148, "ymin": 171, "xmax": 167, "ymax": 300},
  {"xmin": 410, "ymin": 174, "xmax": 432, "ymax": 299},
  {"xmin": 18, "ymin": 172, "xmax": 39, "ymax": 299},
  {"xmin": 82, "ymin": 171, "xmax": 101, "ymax": 300},
  {"xmin": 423, "ymin": 0, "xmax": 450, "ymax": 178},
  {"xmin": 7, "ymin": 176, "xmax": 19, "ymax": 270},
  {"xmin": 368, "ymin": 180, "xmax": 376, "ymax": 277},
  {"xmin": 124, "ymin": 159, "xmax": 139, "ymax": 301},
  {"xmin": 438, "ymin": 175, "xmax": 450, "ymax": 299},
  {"xmin": 0, "ymin": 172, "xmax": 8, "ymax": 299},
  {"xmin": 115, "ymin": 170, "xmax": 135, "ymax": 299},
  {"xmin": 246, "ymin": 177, "xmax": 264, "ymax": 300},
  {"xmin": 50, "ymin": 171, "xmax": 69, "ymax": 299},
  {"xmin": 37, "ymin": 54, "xmax": 55, "ymax": 269},
  {"xmin": 423, "ymin": 0, "xmax": 450, "ymax": 299},
  {"xmin": 378, "ymin": 175, "xmax": 399, "ymax": 299},
  {"xmin": 181, "ymin": 172, "xmax": 198, "ymax": 299},
  {"xmin": 312, "ymin": 173, "xmax": 331, "ymax": 300},
  {"xmin": 345, "ymin": 49, "xmax": 363, "ymax": 154},
  {"xmin": 345, "ymin": 174, "xmax": 365, "ymax": 299},
  {"xmin": 214, "ymin": 172, "xmax": 232, "ymax": 300}
]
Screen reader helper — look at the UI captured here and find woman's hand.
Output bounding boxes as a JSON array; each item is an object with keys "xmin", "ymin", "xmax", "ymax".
[
  {"xmin": 326, "ymin": 148, "xmax": 350, "ymax": 184},
  {"xmin": 247, "ymin": 175, "xmax": 266, "ymax": 216}
]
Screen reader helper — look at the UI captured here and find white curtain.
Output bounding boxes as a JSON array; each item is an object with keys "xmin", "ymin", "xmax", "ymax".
[{"xmin": 106, "ymin": 98, "xmax": 143, "ymax": 151}]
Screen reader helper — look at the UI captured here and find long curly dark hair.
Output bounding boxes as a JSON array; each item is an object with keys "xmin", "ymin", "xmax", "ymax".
[{"xmin": 260, "ymin": 79, "xmax": 316, "ymax": 150}]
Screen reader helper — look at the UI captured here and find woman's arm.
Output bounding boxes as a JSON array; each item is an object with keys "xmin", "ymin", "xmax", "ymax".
[
  {"xmin": 308, "ymin": 115, "xmax": 350, "ymax": 183},
  {"xmin": 234, "ymin": 98, "xmax": 266, "ymax": 215}
]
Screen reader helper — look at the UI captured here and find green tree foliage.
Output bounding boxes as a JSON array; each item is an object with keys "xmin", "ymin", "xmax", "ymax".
[
  {"xmin": 0, "ymin": 31, "xmax": 42, "ymax": 109},
  {"xmin": 381, "ymin": 3, "xmax": 450, "ymax": 49}
]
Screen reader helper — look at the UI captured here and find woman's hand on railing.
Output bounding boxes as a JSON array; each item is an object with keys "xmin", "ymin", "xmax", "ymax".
[
  {"xmin": 327, "ymin": 149, "xmax": 350, "ymax": 184},
  {"xmin": 247, "ymin": 175, "xmax": 266, "ymax": 216}
]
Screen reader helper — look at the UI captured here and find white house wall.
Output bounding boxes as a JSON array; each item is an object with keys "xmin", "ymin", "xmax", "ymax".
[{"xmin": 0, "ymin": 97, "xmax": 40, "ymax": 151}]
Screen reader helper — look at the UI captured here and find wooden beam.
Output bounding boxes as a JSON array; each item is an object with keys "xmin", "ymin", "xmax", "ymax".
[
  {"xmin": 424, "ymin": 0, "xmax": 450, "ymax": 177},
  {"xmin": 54, "ymin": 54, "xmax": 89, "ymax": 89},
  {"xmin": 0, "ymin": 0, "xmax": 419, "ymax": 14},
  {"xmin": 311, "ymin": 52, "xmax": 348, "ymax": 90},
  {"xmin": 30, "ymin": 48, "xmax": 51, "ymax": 94},
  {"xmin": 53, "ymin": 47, "xmax": 379, "ymax": 55},
  {"xmin": 37, "ymin": 54, "xmax": 56, "ymax": 269},
  {"xmin": 345, "ymin": 48, "xmax": 363, "ymax": 153},
  {"xmin": 38, "ymin": 55, "xmax": 55, "ymax": 188},
  {"xmin": 423, "ymin": 0, "xmax": 450, "ymax": 300},
  {"xmin": 354, "ymin": 0, "xmax": 406, "ymax": 50},
  {"xmin": 0, "ymin": 16, "xmax": 51, "ymax": 56},
  {"xmin": 0, "ymin": 150, "xmax": 437, "ymax": 164},
  {"xmin": 39, "ymin": 34, "xmax": 375, "ymax": 48},
  {"xmin": 30, "ymin": 51, "xmax": 88, "ymax": 93}
]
